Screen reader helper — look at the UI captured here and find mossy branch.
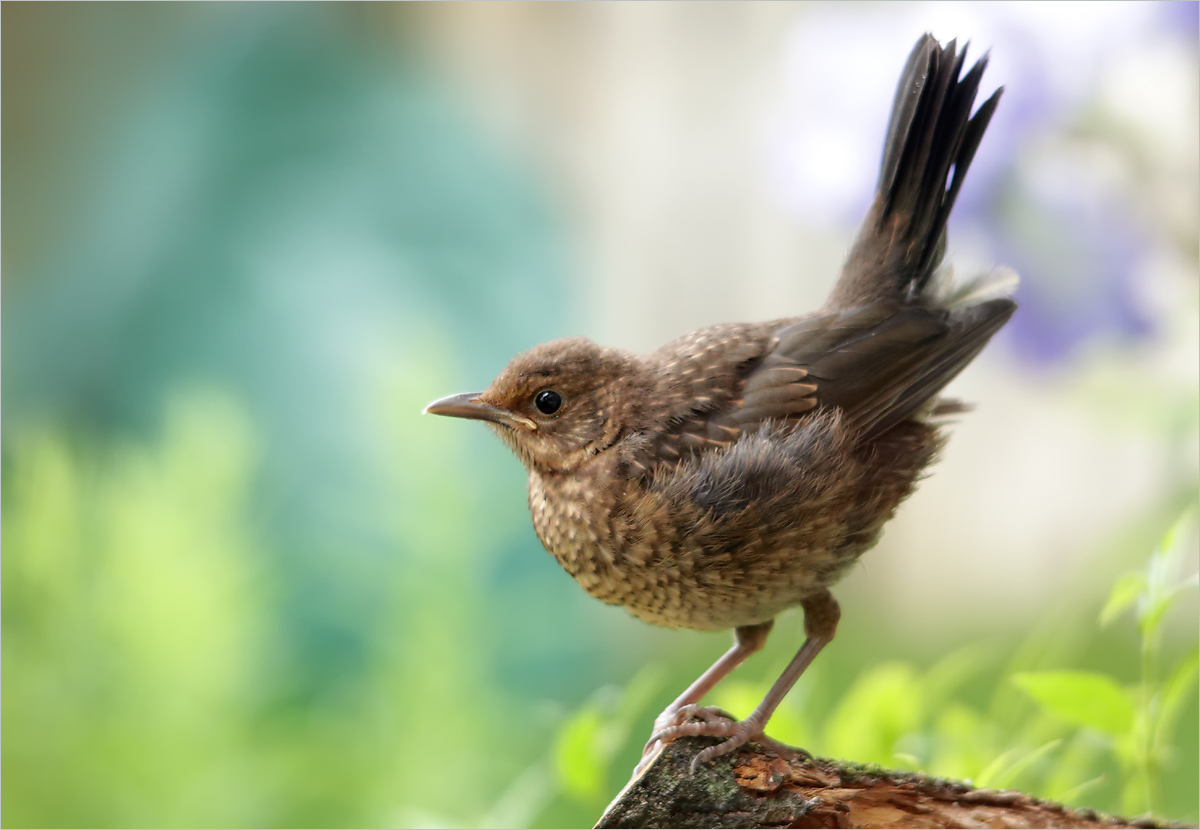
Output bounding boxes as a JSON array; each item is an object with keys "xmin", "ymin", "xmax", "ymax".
[{"xmin": 596, "ymin": 737, "xmax": 1177, "ymax": 829}]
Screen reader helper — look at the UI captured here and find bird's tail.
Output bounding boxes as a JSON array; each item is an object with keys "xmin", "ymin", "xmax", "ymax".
[{"xmin": 827, "ymin": 35, "xmax": 1003, "ymax": 310}]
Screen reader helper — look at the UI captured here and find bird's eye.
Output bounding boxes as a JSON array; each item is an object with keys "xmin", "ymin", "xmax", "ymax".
[{"xmin": 534, "ymin": 390, "xmax": 563, "ymax": 415}]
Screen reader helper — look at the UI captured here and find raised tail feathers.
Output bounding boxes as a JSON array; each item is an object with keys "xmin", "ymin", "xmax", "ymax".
[{"xmin": 828, "ymin": 34, "xmax": 1004, "ymax": 311}]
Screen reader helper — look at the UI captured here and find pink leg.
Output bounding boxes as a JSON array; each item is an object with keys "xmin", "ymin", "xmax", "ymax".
[
  {"xmin": 649, "ymin": 590, "xmax": 841, "ymax": 773},
  {"xmin": 635, "ymin": 620, "xmax": 773, "ymax": 773}
]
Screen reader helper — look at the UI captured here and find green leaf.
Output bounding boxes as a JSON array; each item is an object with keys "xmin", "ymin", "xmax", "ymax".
[
  {"xmin": 1043, "ymin": 732, "xmax": 1107, "ymax": 803},
  {"xmin": 553, "ymin": 704, "xmax": 606, "ymax": 803},
  {"xmin": 1153, "ymin": 648, "xmax": 1200, "ymax": 754},
  {"xmin": 978, "ymin": 739, "xmax": 1062, "ymax": 790},
  {"xmin": 1055, "ymin": 775, "xmax": 1106, "ymax": 806},
  {"xmin": 1140, "ymin": 509, "xmax": 1199, "ymax": 640},
  {"xmin": 975, "ymin": 746, "xmax": 1019, "ymax": 790},
  {"xmin": 1099, "ymin": 572, "xmax": 1146, "ymax": 627},
  {"xmin": 825, "ymin": 662, "xmax": 922, "ymax": 764},
  {"xmin": 1012, "ymin": 671, "xmax": 1135, "ymax": 738}
]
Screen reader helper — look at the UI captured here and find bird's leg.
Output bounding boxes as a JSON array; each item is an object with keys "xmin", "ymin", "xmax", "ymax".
[
  {"xmin": 635, "ymin": 620, "xmax": 772, "ymax": 774},
  {"xmin": 648, "ymin": 590, "xmax": 841, "ymax": 773}
]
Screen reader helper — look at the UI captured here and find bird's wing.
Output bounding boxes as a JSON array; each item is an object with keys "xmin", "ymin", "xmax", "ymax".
[
  {"xmin": 732, "ymin": 299, "xmax": 1014, "ymax": 441},
  {"xmin": 622, "ymin": 298, "xmax": 1010, "ymax": 481},
  {"xmin": 629, "ymin": 300, "xmax": 1013, "ymax": 478}
]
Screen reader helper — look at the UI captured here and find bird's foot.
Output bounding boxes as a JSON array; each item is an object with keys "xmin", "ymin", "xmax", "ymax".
[
  {"xmin": 639, "ymin": 705, "xmax": 810, "ymax": 775},
  {"xmin": 635, "ymin": 705, "xmax": 735, "ymax": 775},
  {"xmin": 648, "ymin": 703, "xmax": 738, "ymax": 745}
]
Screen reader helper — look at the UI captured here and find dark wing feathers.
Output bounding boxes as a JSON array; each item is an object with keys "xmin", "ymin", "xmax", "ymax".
[
  {"xmin": 851, "ymin": 299, "xmax": 1014, "ymax": 438},
  {"xmin": 741, "ymin": 365, "xmax": 810, "ymax": 394},
  {"xmin": 758, "ymin": 300, "xmax": 1014, "ymax": 440},
  {"xmin": 739, "ymin": 382, "xmax": 819, "ymax": 411},
  {"xmin": 707, "ymin": 299, "xmax": 1013, "ymax": 447},
  {"xmin": 637, "ymin": 297, "xmax": 1013, "ymax": 478},
  {"xmin": 773, "ymin": 304, "xmax": 897, "ymax": 357},
  {"xmin": 731, "ymin": 397, "xmax": 818, "ymax": 428}
]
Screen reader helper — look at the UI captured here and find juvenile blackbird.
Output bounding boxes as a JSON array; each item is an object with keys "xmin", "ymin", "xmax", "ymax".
[{"xmin": 426, "ymin": 34, "xmax": 1015, "ymax": 773}]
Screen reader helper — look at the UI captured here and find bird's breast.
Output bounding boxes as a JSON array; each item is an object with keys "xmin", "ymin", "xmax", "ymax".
[{"xmin": 526, "ymin": 464, "xmax": 824, "ymax": 631}]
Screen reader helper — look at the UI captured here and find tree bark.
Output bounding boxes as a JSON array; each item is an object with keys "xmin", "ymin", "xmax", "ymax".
[{"xmin": 596, "ymin": 737, "xmax": 1177, "ymax": 829}]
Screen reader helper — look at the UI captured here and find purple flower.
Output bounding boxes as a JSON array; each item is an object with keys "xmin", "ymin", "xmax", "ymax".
[{"xmin": 771, "ymin": 1, "xmax": 1193, "ymax": 366}]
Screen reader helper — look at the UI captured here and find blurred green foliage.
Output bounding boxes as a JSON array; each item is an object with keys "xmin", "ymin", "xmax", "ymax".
[
  {"xmin": 2, "ymin": 388, "xmax": 540, "ymax": 828},
  {"xmin": 5, "ymin": 396, "xmax": 1196, "ymax": 826}
]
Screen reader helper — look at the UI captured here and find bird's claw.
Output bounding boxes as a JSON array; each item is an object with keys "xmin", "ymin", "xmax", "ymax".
[{"xmin": 639, "ymin": 705, "xmax": 811, "ymax": 774}]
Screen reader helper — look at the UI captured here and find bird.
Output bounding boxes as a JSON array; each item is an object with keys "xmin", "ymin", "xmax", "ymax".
[{"xmin": 425, "ymin": 33, "xmax": 1015, "ymax": 774}]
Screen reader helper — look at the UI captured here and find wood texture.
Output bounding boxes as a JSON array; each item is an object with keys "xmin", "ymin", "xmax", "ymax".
[{"xmin": 596, "ymin": 736, "xmax": 1177, "ymax": 829}]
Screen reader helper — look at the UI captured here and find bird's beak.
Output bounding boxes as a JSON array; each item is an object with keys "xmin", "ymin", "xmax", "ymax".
[{"xmin": 423, "ymin": 391, "xmax": 536, "ymax": 430}]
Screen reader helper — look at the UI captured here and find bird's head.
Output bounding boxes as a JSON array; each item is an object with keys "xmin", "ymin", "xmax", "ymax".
[{"xmin": 424, "ymin": 338, "xmax": 642, "ymax": 474}]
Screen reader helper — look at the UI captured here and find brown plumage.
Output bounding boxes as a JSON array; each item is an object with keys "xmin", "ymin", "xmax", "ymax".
[{"xmin": 426, "ymin": 34, "xmax": 1015, "ymax": 773}]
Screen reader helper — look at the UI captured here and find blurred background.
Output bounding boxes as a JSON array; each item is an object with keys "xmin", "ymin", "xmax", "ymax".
[{"xmin": 3, "ymin": 2, "xmax": 1197, "ymax": 827}]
